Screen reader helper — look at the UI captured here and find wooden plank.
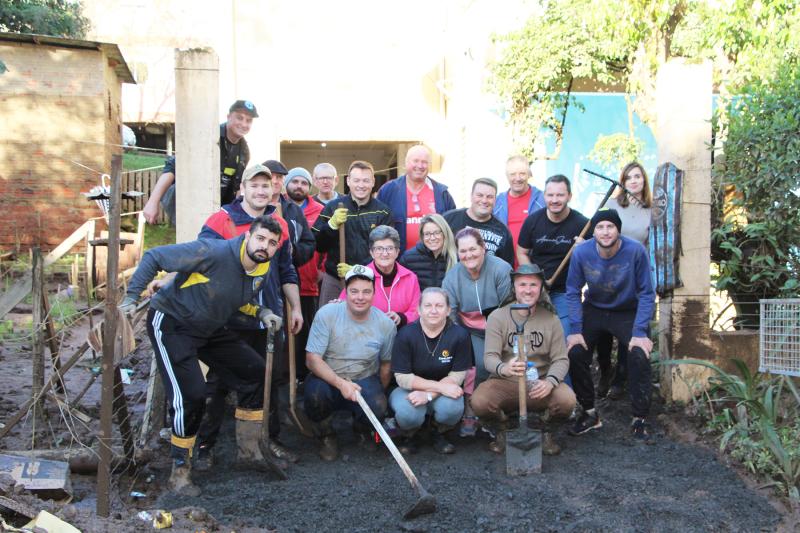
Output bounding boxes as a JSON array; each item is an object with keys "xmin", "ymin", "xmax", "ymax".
[
  {"xmin": 31, "ymin": 248, "xmax": 46, "ymax": 429},
  {"xmin": 41, "ymin": 292, "xmax": 64, "ymax": 394}
]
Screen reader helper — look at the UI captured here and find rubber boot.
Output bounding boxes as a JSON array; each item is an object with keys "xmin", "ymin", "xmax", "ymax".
[
  {"xmin": 431, "ymin": 422, "xmax": 455, "ymax": 455},
  {"xmin": 168, "ymin": 437, "xmax": 201, "ymax": 497},
  {"xmin": 397, "ymin": 429, "xmax": 419, "ymax": 456},
  {"xmin": 315, "ymin": 417, "xmax": 339, "ymax": 462},
  {"xmin": 235, "ymin": 408, "xmax": 288, "ymax": 471},
  {"xmin": 193, "ymin": 442, "xmax": 214, "ymax": 472}
]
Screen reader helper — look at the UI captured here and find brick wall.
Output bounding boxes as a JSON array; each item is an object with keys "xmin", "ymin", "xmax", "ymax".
[{"xmin": 0, "ymin": 42, "xmax": 123, "ymax": 250}]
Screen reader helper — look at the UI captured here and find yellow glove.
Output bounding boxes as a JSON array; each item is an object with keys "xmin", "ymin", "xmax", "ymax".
[
  {"xmin": 337, "ymin": 262, "xmax": 353, "ymax": 278},
  {"xmin": 328, "ymin": 207, "xmax": 349, "ymax": 230}
]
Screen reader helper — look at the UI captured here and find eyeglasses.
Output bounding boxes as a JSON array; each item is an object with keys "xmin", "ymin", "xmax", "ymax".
[
  {"xmin": 422, "ymin": 230, "xmax": 443, "ymax": 239},
  {"xmin": 371, "ymin": 246, "xmax": 398, "ymax": 254},
  {"xmin": 316, "ymin": 176, "xmax": 335, "ymax": 181}
]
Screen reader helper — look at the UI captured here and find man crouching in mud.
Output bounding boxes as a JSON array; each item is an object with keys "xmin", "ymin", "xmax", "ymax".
[
  {"xmin": 121, "ymin": 215, "xmax": 283, "ymax": 496},
  {"xmin": 303, "ymin": 265, "xmax": 397, "ymax": 461}
]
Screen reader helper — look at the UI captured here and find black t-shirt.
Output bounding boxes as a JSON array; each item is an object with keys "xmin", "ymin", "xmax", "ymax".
[
  {"xmin": 391, "ymin": 320, "xmax": 473, "ymax": 381},
  {"xmin": 443, "ymin": 208, "xmax": 515, "ymax": 266},
  {"xmin": 517, "ymin": 208, "xmax": 589, "ymax": 292},
  {"xmin": 219, "ymin": 124, "xmax": 250, "ymax": 206}
]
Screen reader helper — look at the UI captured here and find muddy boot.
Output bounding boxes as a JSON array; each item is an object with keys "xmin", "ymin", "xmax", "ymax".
[
  {"xmin": 397, "ymin": 429, "xmax": 419, "ymax": 456},
  {"xmin": 431, "ymin": 424, "xmax": 456, "ymax": 455},
  {"xmin": 168, "ymin": 437, "xmax": 201, "ymax": 497},
  {"xmin": 235, "ymin": 408, "xmax": 288, "ymax": 471},
  {"xmin": 353, "ymin": 419, "xmax": 378, "ymax": 452},
  {"xmin": 542, "ymin": 432, "xmax": 562, "ymax": 456},
  {"xmin": 315, "ymin": 417, "xmax": 339, "ymax": 461},
  {"xmin": 193, "ymin": 442, "xmax": 214, "ymax": 472},
  {"xmin": 485, "ymin": 418, "xmax": 509, "ymax": 454},
  {"xmin": 268, "ymin": 439, "xmax": 299, "ymax": 464}
]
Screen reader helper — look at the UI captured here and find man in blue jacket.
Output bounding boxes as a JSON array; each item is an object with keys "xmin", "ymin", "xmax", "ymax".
[
  {"xmin": 376, "ymin": 145, "xmax": 456, "ymax": 252},
  {"xmin": 565, "ymin": 209, "xmax": 656, "ymax": 442},
  {"xmin": 493, "ymin": 155, "xmax": 545, "ymax": 263}
]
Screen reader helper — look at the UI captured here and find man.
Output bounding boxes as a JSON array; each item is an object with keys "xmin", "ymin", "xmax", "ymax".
[
  {"xmin": 471, "ymin": 263, "xmax": 575, "ymax": 455},
  {"xmin": 377, "ymin": 145, "xmax": 456, "ymax": 251},
  {"xmin": 304, "ymin": 265, "xmax": 396, "ymax": 460},
  {"xmin": 312, "ymin": 162, "xmax": 341, "ymax": 205},
  {"xmin": 143, "ymin": 100, "xmax": 257, "ymax": 224},
  {"xmin": 565, "ymin": 209, "xmax": 656, "ymax": 441},
  {"xmin": 263, "ymin": 159, "xmax": 316, "ymax": 268},
  {"xmin": 194, "ymin": 164, "xmax": 302, "ymax": 466},
  {"xmin": 285, "ymin": 166, "xmax": 325, "ymax": 379},
  {"xmin": 493, "ymin": 155, "xmax": 546, "ymax": 262},
  {"xmin": 444, "ymin": 178, "xmax": 515, "ymax": 266},
  {"xmin": 312, "ymin": 160, "xmax": 393, "ymax": 305},
  {"xmin": 517, "ymin": 174, "xmax": 589, "ymax": 335},
  {"xmin": 121, "ymin": 215, "xmax": 283, "ymax": 495}
]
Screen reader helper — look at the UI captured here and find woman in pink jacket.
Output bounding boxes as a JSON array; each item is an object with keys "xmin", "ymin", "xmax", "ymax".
[{"xmin": 340, "ymin": 225, "xmax": 420, "ymax": 328}]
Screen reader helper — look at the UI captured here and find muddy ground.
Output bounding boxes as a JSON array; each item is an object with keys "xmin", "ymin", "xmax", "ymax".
[{"xmin": 0, "ymin": 302, "xmax": 793, "ymax": 532}]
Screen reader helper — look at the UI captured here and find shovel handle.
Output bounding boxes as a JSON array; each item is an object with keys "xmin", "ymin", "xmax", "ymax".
[
  {"xmin": 337, "ymin": 202, "xmax": 346, "ymax": 276},
  {"xmin": 517, "ymin": 333, "xmax": 527, "ymax": 420},
  {"xmin": 355, "ymin": 390, "xmax": 424, "ymax": 492},
  {"xmin": 261, "ymin": 329, "xmax": 276, "ymax": 442}
]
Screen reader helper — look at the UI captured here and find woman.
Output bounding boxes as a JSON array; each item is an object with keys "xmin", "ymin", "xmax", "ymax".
[
  {"xmin": 597, "ymin": 161, "xmax": 653, "ymax": 399},
  {"xmin": 390, "ymin": 288, "xmax": 473, "ymax": 454},
  {"xmin": 398, "ymin": 213, "xmax": 457, "ymax": 292},
  {"xmin": 340, "ymin": 225, "xmax": 420, "ymax": 328},
  {"xmin": 443, "ymin": 228, "xmax": 513, "ymax": 436}
]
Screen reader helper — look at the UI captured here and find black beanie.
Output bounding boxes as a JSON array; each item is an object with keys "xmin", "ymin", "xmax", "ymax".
[{"xmin": 590, "ymin": 208, "xmax": 622, "ymax": 234}]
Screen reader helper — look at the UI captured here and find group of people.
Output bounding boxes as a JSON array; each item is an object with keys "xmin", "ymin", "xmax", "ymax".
[{"xmin": 124, "ymin": 100, "xmax": 656, "ymax": 495}]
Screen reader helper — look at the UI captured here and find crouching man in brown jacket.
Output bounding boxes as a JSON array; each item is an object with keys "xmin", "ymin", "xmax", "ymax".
[{"xmin": 470, "ymin": 263, "xmax": 575, "ymax": 455}]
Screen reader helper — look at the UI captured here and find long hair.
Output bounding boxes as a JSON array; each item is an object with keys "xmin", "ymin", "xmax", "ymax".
[
  {"xmin": 419, "ymin": 213, "xmax": 457, "ymax": 271},
  {"xmin": 617, "ymin": 162, "xmax": 652, "ymax": 208}
]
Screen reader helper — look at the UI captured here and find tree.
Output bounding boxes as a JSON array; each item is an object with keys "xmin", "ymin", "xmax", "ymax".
[{"xmin": 0, "ymin": 0, "xmax": 90, "ymax": 39}]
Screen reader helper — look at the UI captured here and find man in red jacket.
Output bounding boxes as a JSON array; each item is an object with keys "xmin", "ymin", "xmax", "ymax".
[{"xmin": 285, "ymin": 167, "xmax": 324, "ymax": 380}]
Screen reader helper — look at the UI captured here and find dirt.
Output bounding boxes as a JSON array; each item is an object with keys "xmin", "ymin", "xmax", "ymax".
[{"xmin": 0, "ymin": 300, "xmax": 791, "ymax": 532}]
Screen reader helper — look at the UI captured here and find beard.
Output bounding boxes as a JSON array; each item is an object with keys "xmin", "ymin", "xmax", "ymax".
[
  {"xmin": 287, "ymin": 187, "xmax": 307, "ymax": 202},
  {"xmin": 246, "ymin": 247, "xmax": 271, "ymax": 264}
]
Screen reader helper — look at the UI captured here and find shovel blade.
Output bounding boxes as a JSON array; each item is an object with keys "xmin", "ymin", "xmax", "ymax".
[
  {"xmin": 403, "ymin": 490, "xmax": 437, "ymax": 520},
  {"xmin": 505, "ymin": 428, "xmax": 542, "ymax": 476}
]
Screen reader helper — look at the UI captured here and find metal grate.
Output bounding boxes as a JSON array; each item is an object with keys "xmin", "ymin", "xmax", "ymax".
[{"xmin": 760, "ymin": 299, "xmax": 800, "ymax": 376}]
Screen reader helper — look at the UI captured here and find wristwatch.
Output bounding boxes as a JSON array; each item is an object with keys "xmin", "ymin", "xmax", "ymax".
[{"xmin": 426, "ymin": 392, "xmax": 433, "ymax": 402}]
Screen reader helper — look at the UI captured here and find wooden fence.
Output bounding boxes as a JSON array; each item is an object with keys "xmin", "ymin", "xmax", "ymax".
[{"xmin": 121, "ymin": 168, "xmax": 165, "ymax": 223}]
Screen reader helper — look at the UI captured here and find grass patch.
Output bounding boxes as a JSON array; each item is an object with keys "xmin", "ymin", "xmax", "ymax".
[
  {"xmin": 144, "ymin": 223, "xmax": 175, "ymax": 250},
  {"xmin": 123, "ymin": 151, "xmax": 166, "ymax": 171}
]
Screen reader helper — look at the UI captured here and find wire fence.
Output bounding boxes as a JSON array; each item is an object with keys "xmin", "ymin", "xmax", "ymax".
[{"xmin": 759, "ymin": 299, "xmax": 800, "ymax": 377}]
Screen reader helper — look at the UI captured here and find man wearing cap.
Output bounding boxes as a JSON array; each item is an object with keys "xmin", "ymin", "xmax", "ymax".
[
  {"xmin": 377, "ymin": 144, "xmax": 456, "ymax": 251},
  {"xmin": 312, "ymin": 162, "xmax": 341, "ymax": 206},
  {"xmin": 143, "ymin": 100, "xmax": 258, "ymax": 224},
  {"xmin": 565, "ymin": 208, "xmax": 656, "ymax": 442},
  {"xmin": 304, "ymin": 265, "xmax": 396, "ymax": 461},
  {"xmin": 120, "ymin": 214, "xmax": 283, "ymax": 496},
  {"xmin": 471, "ymin": 263, "xmax": 575, "ymax": 455},
  {"xmin": 493, "ymin": 155, "xmax": 546, "ymax": 262},
  {"xmin": 285, "ymin": 166, "xmax": 325, "ymax": 379},
  {"xmin": 262, "ymin": 160, "xmax": 316, "ymax": 269},
  {"xmin": 312, "ymin": 160, "xmax": 393, "ymax": 306}
]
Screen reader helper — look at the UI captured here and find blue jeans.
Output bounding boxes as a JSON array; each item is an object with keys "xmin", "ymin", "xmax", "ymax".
[
  {"xmin": 549, "ymin": 291, "xmax": 573, "ymax": 388},
  {"xmin": 389, "ymin": 387, "xmax": 464, "ymax": 430},
  {"xmin": 471, "ymin": 333, "xmax": 487, "ymax": 383},
  {"xmin": 303, "ymin": 374, "xmax": 387, "ymax": 427}
]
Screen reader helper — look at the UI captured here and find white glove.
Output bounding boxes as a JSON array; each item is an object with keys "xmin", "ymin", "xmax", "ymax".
[
  {"xmin": 258, "ymin": 307, "xmax": 282, "ymax": 332},
  {"xmin": 119, "ymin": 296, "xmax": 137, "ymax": 315}
]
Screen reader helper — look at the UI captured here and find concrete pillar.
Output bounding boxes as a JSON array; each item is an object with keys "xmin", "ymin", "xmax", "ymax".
[
  {"xmin": 655, "ymin": 59, "xmax": 715, "ymax": 402},
  {"xmin": 175, "ymin": 48, "xmax": 219, "ymax": 243}
]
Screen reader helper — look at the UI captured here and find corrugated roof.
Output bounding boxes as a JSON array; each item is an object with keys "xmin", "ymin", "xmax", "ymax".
[{"xmin": 0, "ymin": 31, "xmax": 136, "ymax": 84}]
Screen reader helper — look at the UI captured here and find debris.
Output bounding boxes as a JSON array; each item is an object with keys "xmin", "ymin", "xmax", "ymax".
[
  {"xmin": 130, "ymin": 491, "xmax": 146, "ymax": 499},
  {"xmin": 0, "ymin": 454, "xmax": 72, "ymax": 500},
  {"xmin": 24, "ymin": 510, "xmax": 80, "ymax": 533},
  {"xmin": 0, "ymin": 494, "xmax": 37, "ymax": 519},
  {"xmin": 153, "ymin": 510, "xmax": 173, "ymax": 529},
  {"xmin": 120, "ymin": 368, "xmax": 133, "ymax": 385},
  {"xmin": 138, "ymin": 510, "xmax": 153, "ymax": 522}
]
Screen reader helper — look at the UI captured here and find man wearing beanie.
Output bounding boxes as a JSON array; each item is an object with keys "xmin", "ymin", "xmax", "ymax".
[
  {"xmin": 564, "ymin": 208, "xmax": 656, "ymax": 442},
  {"xmin": 263, "ymin": 160, "xmax": 316, "ymax": 269}
]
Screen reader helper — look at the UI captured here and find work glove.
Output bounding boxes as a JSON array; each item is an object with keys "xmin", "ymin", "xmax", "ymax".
[
  {"xmin": 119, "ymin": 296, "xmax": 137, "ymax": 315},
  {"xmin": 258, "ymin": 307, "xmax": 283, "ymax": 332},
  {"xmin": 328, "ymin": 207, "xmax": 349, "ymax": 230},
  {"xmin": 337, "ymin": 262, "xmax": 353, "ymax": 278}
]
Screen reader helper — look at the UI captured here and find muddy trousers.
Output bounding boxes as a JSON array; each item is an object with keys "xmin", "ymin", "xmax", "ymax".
[
  {"xmin": 568, "ymin": 305, "xmax": 652, "ymax": 417},
  {"xmin": 197, "ymin": 329, "xmax": 281, "ymax": 448},
  {"xmin": 596, "ymin": 332, "xmax": 628, "ymax": 386},
  {"xmin": 303, "ymin": 374, "xmax": 387, "ymax": 428},
  {"xmin": 147, "ymin": 309, "xmax": 265, "ymax": 440},
  {"xmin": 470, "ymin": 379, "xmax": 576, "ymax": 421}
]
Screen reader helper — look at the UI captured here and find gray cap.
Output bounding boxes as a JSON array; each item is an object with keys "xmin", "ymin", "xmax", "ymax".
[{"xmin": 242, "ymin": 164, "xmax": 272, "ymax": 182}]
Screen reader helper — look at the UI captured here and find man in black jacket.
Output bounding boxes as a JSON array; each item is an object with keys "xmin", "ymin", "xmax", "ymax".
[
  {"xmin": 263, "ymin": 159, "xmax": 316, "ymax": 268},
  {"xmin": 312, "ymin": 160, "xmax": 393, "ymax": 306}
]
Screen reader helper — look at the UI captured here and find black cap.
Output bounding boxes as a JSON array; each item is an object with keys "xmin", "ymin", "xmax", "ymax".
[
  {"xmin": 510, "ymin": 263, "xmax": 545, "ymax": 280},
  {"xmin": 263, "ymin": 160, "xmax": 289, "ymax": 176},
  {"xmin": 229, "ymin": 100, "xmax": 259, "ymax": 117},
  {"xmin": 590, "ymin": 208, "xmax": 622, "ymax": 233}
]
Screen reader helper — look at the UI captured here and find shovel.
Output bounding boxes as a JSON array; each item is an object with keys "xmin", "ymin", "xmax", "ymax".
[
  {"xmin": 506, "ymin": 303, "xmax": 542, "ymax": 476},
  {"xmin": 258, "ymin": 328, "xmax": 288, "ymax": 480},
  {"xmin": 286, "ymin": 303, "xmax": 314, "ymax": 437},
  {"xmin": 355, "ymin": 391, "xmax": 436, "ymax": 519}
]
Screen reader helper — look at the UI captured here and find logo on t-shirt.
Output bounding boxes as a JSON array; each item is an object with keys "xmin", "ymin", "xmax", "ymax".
[{"xmin": 438, "ymin": 349, "xmax": 453, "ymax": 364}]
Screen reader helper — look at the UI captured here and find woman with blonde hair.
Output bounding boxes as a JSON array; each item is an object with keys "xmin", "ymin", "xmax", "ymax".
[
  {"xmin": 399, "ymin": 213, "xmax": 457, "ymax": 292},
  {"xmin": 597, "ymin": 161, "xmax": 653, "ymax": 399}
]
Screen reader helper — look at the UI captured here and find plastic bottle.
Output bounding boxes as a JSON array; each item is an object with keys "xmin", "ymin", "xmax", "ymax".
[{"xmin": 526, "ymin": 361, "xmax": 539, "ymax": 390}]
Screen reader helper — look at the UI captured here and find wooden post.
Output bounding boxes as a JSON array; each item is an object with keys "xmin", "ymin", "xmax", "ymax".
[
  {"xmin": 30, "ymin": 248, "xmax": 46, "ymax": 432},
  {"xmin": 40, "ymin": 293, "xmax": 64, "ymax": 394},
  {"xmin": 112, "ymin": 368, "xmax": 135, "ymax": 469},
  {"xmin": 97, "ymin": 154, "xmax": 122, "ymax": 518}
]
